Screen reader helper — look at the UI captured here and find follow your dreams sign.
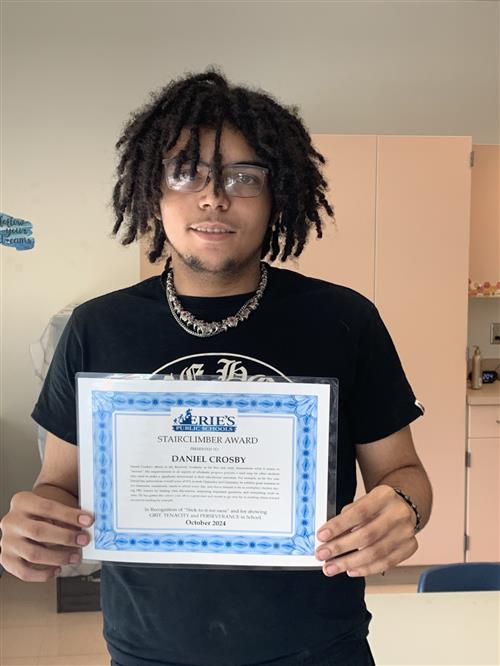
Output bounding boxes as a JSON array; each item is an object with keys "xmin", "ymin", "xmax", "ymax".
[{"xmin": 0, "ymin": 212, "xmax": 35, "ymax": 251}]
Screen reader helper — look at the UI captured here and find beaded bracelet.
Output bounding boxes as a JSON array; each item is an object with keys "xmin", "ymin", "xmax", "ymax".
[{"xmin": 392, "ymin": 486, "xmax": 422, "ymax": 533}]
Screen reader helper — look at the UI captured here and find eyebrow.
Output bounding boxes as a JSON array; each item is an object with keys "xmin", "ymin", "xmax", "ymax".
[
  {"xmin": 202, "ymin": 158, "xmax": 268, "ymax": 169},
  {"xmin": 167, "ymin": 156, "xmax": 269, "ymax": 169},
  {"xmin": 229, "ymin": 160, "xmax": 268, "ymax": 168}
]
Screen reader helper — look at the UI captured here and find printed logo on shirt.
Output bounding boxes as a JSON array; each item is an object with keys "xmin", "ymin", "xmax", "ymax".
[{"xmin": 152, "ymin": 353, "xmax": 292, "ymax": 383}]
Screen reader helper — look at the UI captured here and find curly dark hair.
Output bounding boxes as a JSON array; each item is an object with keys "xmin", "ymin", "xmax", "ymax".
[{"xmin": 111, "ymin": 65, "xmax": 335, "ymax": 264}]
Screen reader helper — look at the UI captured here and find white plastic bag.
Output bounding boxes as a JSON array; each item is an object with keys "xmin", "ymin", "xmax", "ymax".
[{"xmin": 30, "ymin": 303, "xmax": 100, "ymax": 577}]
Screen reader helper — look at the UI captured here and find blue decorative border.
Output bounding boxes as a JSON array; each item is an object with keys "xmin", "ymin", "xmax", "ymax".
[{"xmin": 92, "ymin": 390, "xmax": 318, "ymax": 556}]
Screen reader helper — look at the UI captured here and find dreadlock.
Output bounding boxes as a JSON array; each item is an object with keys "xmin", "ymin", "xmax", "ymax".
[{"xmin": 111, "ymin": 65, "xmax": 335, "ymax": 263}]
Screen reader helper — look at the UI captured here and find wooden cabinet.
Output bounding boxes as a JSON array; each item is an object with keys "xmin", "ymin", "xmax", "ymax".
[
  {"xmin": 469, "ymin": 145, "xmax": 500, "ymax": 286},
  {"xmin": 466, "ymin": 402, "xmax": 500, "ymax": 562}
]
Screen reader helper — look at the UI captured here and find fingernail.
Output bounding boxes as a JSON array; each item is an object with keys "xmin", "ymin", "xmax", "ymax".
[
  {"xmin": 325, "ymin": 564, "xmax": 339, "ymax": 576},
  {"xmin": 78, "ymin": 515, "xmax": 92, "ymax": 526},
  {"xmin": 77, "ymin": 534, "xmax": 88, "ymax": 546},
  {"xmin": 347, "ymin": 570, "xmax": 360, "ymax": 577},
  {"xmin": 69, "ymin": 553, "xmax": 81, "ymax": 564},
  {"xmin": 317, "ymin": 529, "xmax": 331, "ymax": 541},
  {"xmin": 316, "ymin": 548, "xmax": 330, "ymax": 560}
]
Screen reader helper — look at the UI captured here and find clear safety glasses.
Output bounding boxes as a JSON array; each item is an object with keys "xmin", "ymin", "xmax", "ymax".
[{"xmin": 162, "ymin": 158, "xmax": 270, "ymax": 198}]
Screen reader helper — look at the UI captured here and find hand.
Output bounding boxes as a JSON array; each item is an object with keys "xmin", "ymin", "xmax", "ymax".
[
  {"xmin": 315, "ymin": 484, "xmax": 418, "ymax": 577},
  {"xmin": 0, "ymin": 491, "xmax": 95, "ymax": 582}
]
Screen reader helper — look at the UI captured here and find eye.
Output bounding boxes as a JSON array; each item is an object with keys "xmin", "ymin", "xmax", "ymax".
[
  {"xmin": 228, "ymin": 172, "xmax": 258, "ymax": 185},
  {"xmin": 239, "ymin": 173, "xmax": 257, "ymax": 184},
  {"xmin": 178, "ymin": 162, "xmax": 201, "ymax": 181}
]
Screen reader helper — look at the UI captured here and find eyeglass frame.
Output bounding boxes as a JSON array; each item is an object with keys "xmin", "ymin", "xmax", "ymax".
[{"xmin": 161, "ymin": 157, "xmax": 271, "ymax": 197}]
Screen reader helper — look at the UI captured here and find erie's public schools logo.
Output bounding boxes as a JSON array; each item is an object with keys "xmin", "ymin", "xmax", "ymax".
[{"xmin": 171, "ymin": 407, "xmax": 238, "ymax": 432}]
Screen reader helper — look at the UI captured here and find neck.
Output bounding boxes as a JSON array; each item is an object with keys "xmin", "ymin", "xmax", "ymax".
[{"xmin": 168, "ymin": 256, "xmax": 263, "ymax": 297}]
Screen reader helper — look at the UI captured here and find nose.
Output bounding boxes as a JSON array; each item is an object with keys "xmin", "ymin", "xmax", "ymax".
[{"xmin": 198, "ymin": 174, "xmax": 230, "ymax": 211}]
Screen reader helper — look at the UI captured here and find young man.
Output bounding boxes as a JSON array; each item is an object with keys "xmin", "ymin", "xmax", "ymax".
[{"xmin": 1, "ymin": 67, "xmax": 432, "ymax": 666}]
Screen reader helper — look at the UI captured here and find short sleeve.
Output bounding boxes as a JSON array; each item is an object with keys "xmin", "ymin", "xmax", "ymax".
[
  {"xmin": 31, "ymin": 310, "xmax": 83, "ymax": 445},
  {"xmin": 347, "ymin": 303, "xmax": 425, "ymax": 444}
]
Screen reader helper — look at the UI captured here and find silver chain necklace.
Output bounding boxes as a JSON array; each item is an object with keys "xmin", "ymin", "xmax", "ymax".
[{"xmin": 164, "ymin": 263, "xmax": 268, "ymax": 337}]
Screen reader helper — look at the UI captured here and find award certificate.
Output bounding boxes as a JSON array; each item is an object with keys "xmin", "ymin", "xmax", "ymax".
[{"xmin": 77, "ymin": 374, "xmax": 334, "ymax": 567}]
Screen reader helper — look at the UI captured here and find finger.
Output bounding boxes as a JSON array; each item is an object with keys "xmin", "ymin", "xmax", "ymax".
[
  {"xmin": 317, "ymin": 501, "xmax": 380, "ymax": 542},
  {"xmin": 322, "ymin": 535, "xmax": 418, "ymax": 578},
  {"xmin": 0, "ymin": 552, "xmax": 62, "ymax": 583},
  {"xmin": 23, "ymin": 519, "xmax": 91, "ymax": 549},
  {"xmin": 316, "ymin": 485, "xmax": 407, "ymax": 542},
  {"xmin": 11, "ymin": 492, "xmax": 94, "ymax": 529},
  {"xmin": 316, "ymin": 500, "xmax": 417, "ymax": 561},
  {"xmin": 17, "ymin": 539, "xmax": 83, "ymax": 567},
  {"xmin": 343, "ymin": 536, "xmax": 418, "ymax": 578},
  {"xmin": 316, "ymin": 511, "xmax": 387, "ymax": 561},
  {"xmin": 32, "ymin": 516, "xmax": 79, "ymax": 534},
  {"xmin": 317, "ymin": 489, "xmax": 390, "ymax": 541}
]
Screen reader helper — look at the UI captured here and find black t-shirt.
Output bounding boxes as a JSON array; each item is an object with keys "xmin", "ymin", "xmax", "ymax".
[{"xmin": 31, "ymin": 264, "xmax": 424, "ymax": 666}]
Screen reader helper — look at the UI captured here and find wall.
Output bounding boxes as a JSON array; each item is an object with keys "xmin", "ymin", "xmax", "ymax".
[{"xmin": 2, "ymin": 0, "xmax": 499, "ymax": 515}]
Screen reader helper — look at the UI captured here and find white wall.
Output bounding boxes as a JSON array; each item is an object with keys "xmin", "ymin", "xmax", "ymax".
[{"xmin": 2, "ymin": 0, "xmax": 499, "ymax": 514}]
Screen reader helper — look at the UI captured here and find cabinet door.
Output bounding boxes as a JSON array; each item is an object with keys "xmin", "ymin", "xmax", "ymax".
[
  {"xmin": 375, "ymin": 136, "xmax": 472, "ymax": 564},
  {"xmin": 291, "ymin": 135, "xmax": 377, "ymax": 301},
  {"xmin": 469, "ymin": 145, "xmax": 500, "ymax": 285},
  {"xmin": 466, "ymin": 438, "xmax": 500, "ymax": 562}
]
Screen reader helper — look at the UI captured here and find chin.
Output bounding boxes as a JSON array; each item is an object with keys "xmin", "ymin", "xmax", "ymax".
[{"xmin": 183, "ymin": 253, "xmax": 242, "ymax": 275}]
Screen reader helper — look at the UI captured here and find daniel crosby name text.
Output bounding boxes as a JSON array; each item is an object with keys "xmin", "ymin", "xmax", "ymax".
[{"xmin": 171, "ymin": 455, "xmax": 247, "ymax": 464}]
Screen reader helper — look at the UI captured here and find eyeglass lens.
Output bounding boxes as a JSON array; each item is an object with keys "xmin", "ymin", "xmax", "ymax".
[{"xmin": 164, "ymin": 160, "xmax": 266, "ymax": 197}]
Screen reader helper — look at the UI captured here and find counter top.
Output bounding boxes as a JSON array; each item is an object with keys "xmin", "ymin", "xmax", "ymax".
[{"xmin": 467, "ymin": 380, "xmax": 500, "ymax": 405}]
